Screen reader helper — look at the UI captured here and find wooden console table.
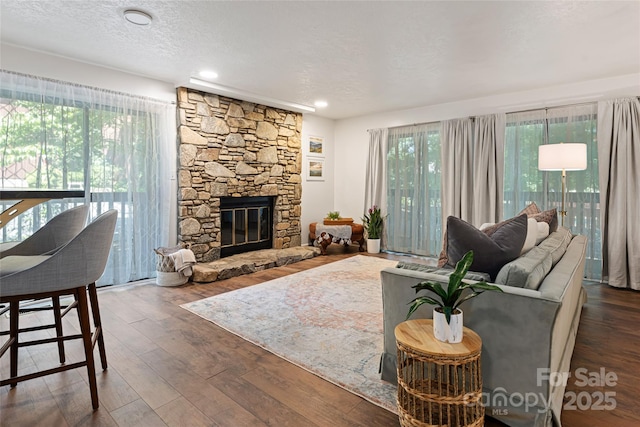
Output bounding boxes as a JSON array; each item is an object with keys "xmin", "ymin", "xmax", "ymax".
[
  {"xmin": 0, "ymin": 189, "xmax": 85, "ymax": 229},
  {"xmin": 395, "ymin": 319, "xmax": 484, "ymax": 427}
]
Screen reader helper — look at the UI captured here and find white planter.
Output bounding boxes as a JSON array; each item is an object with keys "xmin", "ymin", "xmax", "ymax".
[
  {"xmin": 366, "ymin": 238, "xmax": 381, "ymax": 254},
  {"xmin": 433, "ymin": 308, "xmax": 463, "ymax": 343}
]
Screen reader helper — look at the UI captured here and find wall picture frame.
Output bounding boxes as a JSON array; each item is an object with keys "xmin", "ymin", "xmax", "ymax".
[
  {"xmin": 307, "ymin": 158, "xmax": 324, "ymax": 181},
  {"xmin": 308, "ymin": 135, "xmax": 324, "ymax": 157}
]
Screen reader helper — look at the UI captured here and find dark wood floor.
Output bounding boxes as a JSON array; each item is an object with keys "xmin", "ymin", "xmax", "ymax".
[{"xmin": 1, "ymin": 247, "xmax": 639, "ymax": 426}]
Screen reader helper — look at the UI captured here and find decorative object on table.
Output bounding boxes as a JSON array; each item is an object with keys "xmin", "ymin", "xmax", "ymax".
[
  {"xmin": 362, "ymin": 205, "xmax": 385, "ymax": 254},
  {"xmin": 407, "ymin": 250, "xmax": 503, "ymax": 343},
  {"xmin": 326, "ymin": 211, "xmax": 341, "ymax": 220},
  {"xmin": 323, "ymin": 211, "xmax": 354, "ymax": 226},
  {"xmin": 306, "ymin": 158, "xmax": 324, "ymax": 181},
  {"xmin": 395, "ymin": 319, "xmax": 483, "ymax": 427},
  {"xmin": 538, "ymin": 142, "xmax": 587, "ymax": 227}
]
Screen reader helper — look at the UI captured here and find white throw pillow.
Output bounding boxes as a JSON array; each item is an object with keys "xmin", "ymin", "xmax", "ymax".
[
  {"xmin": 520, "ymin": 218, "xmax": 539, "ymax": 255},
  {"xmin": 479, "ymin": 222, "xmax": 494, "ymax": 231},
  {"xmin": 535, "ymin": 221, "xmax": 550, "ymax": 245}
]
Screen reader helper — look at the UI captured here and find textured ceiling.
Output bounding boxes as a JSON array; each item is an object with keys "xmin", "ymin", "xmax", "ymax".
[{"xmin": 1, "ymin": 1, "xmax": 639, "ymax": 119}]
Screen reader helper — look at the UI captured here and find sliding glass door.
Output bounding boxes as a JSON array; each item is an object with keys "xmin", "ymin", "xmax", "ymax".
[{"xmin": 0, "ymin": 71, "xmax": 175, "ymax": 285}]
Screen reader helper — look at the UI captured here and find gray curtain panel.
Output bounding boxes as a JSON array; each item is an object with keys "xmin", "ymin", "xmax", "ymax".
[
  {"xmin": 441, "ymin": 118, "xmax": 475, "ymax": 225},
  {"xmin": 597, "ymin": 98, "xmax": 640, "ymax": 290},
  {"xmin": 472, "ymin": 114, "xmax": 506, "ymax": 227},
  {"xmin": 364, "ymin": 128, "xmax": 388, "ymax": 244}
]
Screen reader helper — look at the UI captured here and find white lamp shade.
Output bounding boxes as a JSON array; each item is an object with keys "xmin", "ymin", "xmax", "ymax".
[{"xmin": 538, "ymin": 143, "xmax": 587, "ymax": 171}]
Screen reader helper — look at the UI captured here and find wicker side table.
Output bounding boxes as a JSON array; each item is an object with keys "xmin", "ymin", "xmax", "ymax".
[{"xmin": 395, "ymin": 319, "xmax": 483, "ymax": 427}]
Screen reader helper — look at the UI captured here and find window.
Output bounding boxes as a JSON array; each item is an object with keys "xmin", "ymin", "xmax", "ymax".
[
  {"xmin": 386, "ymin": 123, "xmax": 442, "ymax": 256},
  {"xmin": 0, "ymin": 71, "xmax": 175, "ymax": 285},
  {"xmin": 504, "ymin": 104, "xmax": 600, "ymax": 279}
]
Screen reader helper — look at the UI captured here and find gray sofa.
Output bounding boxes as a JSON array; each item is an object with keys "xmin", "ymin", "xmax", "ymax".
[{"xmin": 379, "ymin": 228, "xmax": 588, "ymax": 427}]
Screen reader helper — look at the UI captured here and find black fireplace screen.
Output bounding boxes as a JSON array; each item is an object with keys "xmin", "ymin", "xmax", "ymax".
[{"xmin": 220, "ymin": 196, "xmax": 273, "ymax": 257}]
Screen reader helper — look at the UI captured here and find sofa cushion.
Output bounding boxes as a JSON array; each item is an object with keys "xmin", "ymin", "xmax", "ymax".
[
  {"xmin": 444, "ymin": 214, "xmax": 528, "ymax": 280},
  {"xmin": 396, "ymin": 261, "xmax": 491, "ymax": 282},
  {"xmin": 530, "ymin": 208, "xmax": 559, "ymax": 233},
  {"xmin": 535, "ymin": 221, "xmax": 550, "ymax": 244},
  {"xmin": 438, "ymin": 214, "xmax": 529, "ymax": 268},
  {"xmin": 480, "ymin": 218, "xmax": 539, "ymax": 255},
  {"xmin": 518, "ymin": 202, "xmax": 541, "ymax": 216},
  {"xmin": 521, "ymin": 218, "xmax": 539, "ymax": 254},
  {"xmin": 538, "ymin": 226, "xmax": 573, "ymax": 266},
  {"xmin": 495, "ymin": 247, "xmax": 553, "ymax": 290}
]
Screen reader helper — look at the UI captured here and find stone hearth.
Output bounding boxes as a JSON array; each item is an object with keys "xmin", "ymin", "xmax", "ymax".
[
  {"xmin": 192, "ymin": 246, "xmax": 320, "ymax": 283},
  {"xmin": 177, "ymin": 87, "xmax": 303, "ymax": 262}
]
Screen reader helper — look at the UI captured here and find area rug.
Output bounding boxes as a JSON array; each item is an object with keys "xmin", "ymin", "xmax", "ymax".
[{"xmin": 180, "ymin": 255, "xmax": 399, "ymax": 413}]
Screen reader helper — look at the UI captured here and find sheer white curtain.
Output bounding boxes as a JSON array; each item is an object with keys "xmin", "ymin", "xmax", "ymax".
[
  {"xmin": 504, "ymin": 104, "xmax": 600, "ymax": 279},
  {"xmin": 441, "ymin": 118, "xmax": 474, "ymax": 224},
  {"xmin": 547, "ymin": 104, "xmax": 599, "ymax": 278},
  {"xmin": 0, "ymin": 71, "xmax": 176, "ymax": 285},
  {"xmin": 386, "ymin": 123, "xmax": 442, "ymax": 256},
  {"xmin": 472, "ymin": 114, "xmax": 506, "ymax": 227},
  {"xmin": 597, "ymin": 98, "xmax": 640, "ymax": 290},
  {"xmin": 503, "ymin": 110, "xmax": 547, "ymax": 218}
]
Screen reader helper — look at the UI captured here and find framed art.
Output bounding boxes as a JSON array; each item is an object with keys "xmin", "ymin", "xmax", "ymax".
[
  {"xmin": 307, "ymin": 158, "xmax": 324, "ymax": 181},
  {"xmin": 308, "ymin": 135, "xmax": 324, "ymax": 157}
]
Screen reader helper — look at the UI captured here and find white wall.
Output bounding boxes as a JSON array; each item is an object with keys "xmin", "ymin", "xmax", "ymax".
[
  {"xmin": 334, "ymin": 73, "xmax": 640, "ymax": 220},
  {"xmin": 0, "ymin": 44, "xmax": 177, "ymax": 102},
  {"xmin": 301, "ymin": 114, "xmax": 335, "ymax": 245}
]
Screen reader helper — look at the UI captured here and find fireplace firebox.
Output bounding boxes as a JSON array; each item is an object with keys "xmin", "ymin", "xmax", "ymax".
[{"xmin": 220, "ymin": 196, "xmax": 274, "ymax": 257}]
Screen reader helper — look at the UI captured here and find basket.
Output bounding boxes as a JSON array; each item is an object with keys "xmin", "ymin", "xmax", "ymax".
[{"xmin": 154, "ymin": 244, "xmax": 189, "ymax": 287}]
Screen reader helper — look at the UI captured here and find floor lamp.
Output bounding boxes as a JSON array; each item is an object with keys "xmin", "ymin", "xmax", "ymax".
[{"xmin": 538, "ymin": 143, "xmax": 587, "ymax": 227}]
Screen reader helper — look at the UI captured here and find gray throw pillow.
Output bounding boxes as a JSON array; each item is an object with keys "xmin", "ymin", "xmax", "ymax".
[
  {"xmin": 495, "ymin": 246, "xmax": 553, "ymax": 290},
  {"xmin": 537, "ymin": 226, "xmax": 573, "ymax": 265},
  {"xmin": 445, "ymin": 214, "xmax": 528, "ymax": 280}
]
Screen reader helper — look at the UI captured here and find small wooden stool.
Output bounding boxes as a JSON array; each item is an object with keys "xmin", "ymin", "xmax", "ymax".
[{"xmin": 395, "ymin": 319, "xmax": 483, "ymax": 427}]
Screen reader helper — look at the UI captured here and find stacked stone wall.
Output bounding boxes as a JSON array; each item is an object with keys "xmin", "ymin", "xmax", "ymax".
[{"xmin": 177, "ymin": 87, "xmax": 302, "ymax": 261}]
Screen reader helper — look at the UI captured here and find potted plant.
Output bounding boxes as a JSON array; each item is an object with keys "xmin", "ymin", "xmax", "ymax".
[
  {"xmin": 326, "ymin": 211, "xmax": 341, "ymax": 221},
  {"xmin": 406, "ymin": 251, "xmax": 503, "ymax": 343},
  {"xmin": 362, "ymin": 205, "xmax": 384, "ymax": 253}
]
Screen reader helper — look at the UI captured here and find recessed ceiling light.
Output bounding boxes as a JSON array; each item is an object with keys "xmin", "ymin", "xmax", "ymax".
[
  {"xmin": 314, "ymin": 100, "xmax": 328, "ymax": 108},
  {"xmin": 199, "ymin": 70, "xmax": 219, "ymax": 80},
  {"xmin": 123, "ymin": 9, "xmax": 153, "ymax": 26}
]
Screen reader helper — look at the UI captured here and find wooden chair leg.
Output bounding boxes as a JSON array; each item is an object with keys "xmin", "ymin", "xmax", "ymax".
[
  {"xmin": 87, "ymin": 283, "xmax": 107, "ymax": 370},
  {"xmin": 52, "ymin": 296, "xmax": 66, "ymax": 364},
  {"xmin": 76, "ymin": 288, "xmax": 99, "ymax": 410},
  {"xmin": 9, "ymin": 300, "xmax": 19, "ymax": 388}
]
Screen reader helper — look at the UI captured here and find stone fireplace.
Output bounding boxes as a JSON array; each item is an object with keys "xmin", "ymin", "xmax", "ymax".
[{"xmin": 176, "ymin": 87, "xmax": 302, "ymax": 262}]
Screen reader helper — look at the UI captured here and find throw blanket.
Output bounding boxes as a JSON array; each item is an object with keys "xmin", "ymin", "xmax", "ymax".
[
  {"xmin": 170, "ymin": 248, "xmax": 196, "ymax": 277},
  {"xmin": 315, "ymin": 224, "xmax": 352, "ymax": 240}
]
